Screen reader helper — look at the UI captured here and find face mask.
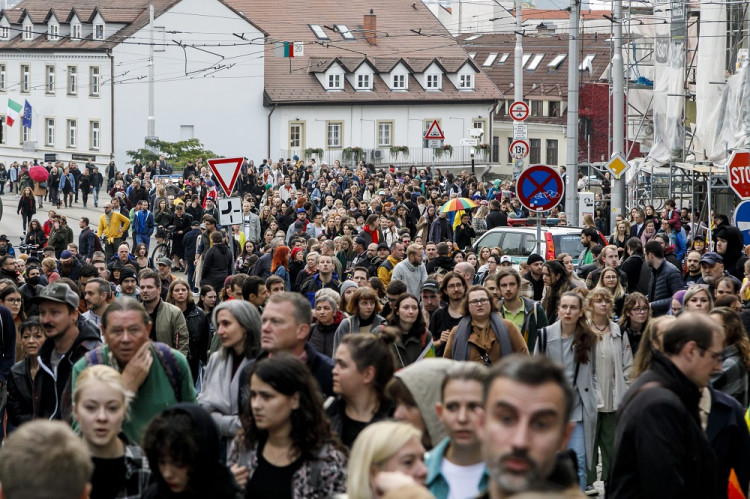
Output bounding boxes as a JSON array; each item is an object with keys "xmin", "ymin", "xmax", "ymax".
[{"xmin": 27, "ymin": 276, "xmax": 40, "ymax": 286}]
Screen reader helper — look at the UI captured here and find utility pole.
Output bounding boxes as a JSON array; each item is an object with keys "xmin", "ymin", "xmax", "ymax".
[
  {"xmin": 610, "ymin": 0, "xmax": 626, "ymax": 232},
  {"xmin": 513, "ymin": 0, "xmax": 524, "ymax": 178},
  {"xmin": 565, "ymin": 0, "xmax": 580, "ymax": 225},
  {"xmin": 146, "ymin": 5, "xmax": 156, "ymax": 147}
]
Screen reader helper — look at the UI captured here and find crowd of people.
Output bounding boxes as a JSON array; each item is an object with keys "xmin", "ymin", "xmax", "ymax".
[{"xmin": 0, "ymin": 155, "xmax": 748, "ymax": 499}]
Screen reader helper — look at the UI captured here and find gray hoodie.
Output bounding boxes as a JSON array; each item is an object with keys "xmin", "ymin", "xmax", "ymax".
[{"xmin": 391, "ymin": 258, "xmax": 428, "ymax": 296}]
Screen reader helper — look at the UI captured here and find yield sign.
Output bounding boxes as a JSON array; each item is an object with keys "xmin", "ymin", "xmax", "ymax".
[
  {"xmin": 727, "ymin": 149, "xmax": 750, "ymax": 199},
  {"xmin": 207, "ymin": 157, "xmax": 243, "ymax": 196},
  {"xmin": 424, "ymin": 120, "xmax": 445, "ymax": 140}
]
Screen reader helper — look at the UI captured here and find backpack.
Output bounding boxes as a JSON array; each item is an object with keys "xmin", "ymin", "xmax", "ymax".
[
  {"xmin": 84, "ymin": 342, "xmax": 183, "ymax": 402},
  {"xmin": 85, "ymin": 227, "xmax": 102, "ymax": 252}
]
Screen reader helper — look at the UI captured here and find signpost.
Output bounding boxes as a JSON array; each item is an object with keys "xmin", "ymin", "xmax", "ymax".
[
  {"xmin": 733, "ymin": 200, "xmax": 750, "ymax": 246},
  {"xmin": 604, "ymin": 153, "xmax": 631, "ymax": 180},
  {"xmin": 509, "ymin": 140, "xmax": 529, "ymax": 159},
  {"xmin": 459, "ymin": 138, "xmax": 478, "ymax": 146},
  {"xmin": 424, "ymin": 120, "xmax": 445, "ymax": 140},
  {"xmin": 513, "ymin": 123, "xmax": 528, "ymax": 140},
  {"xmin": 515, "ymin": 165, "xmax": 565, "ymax": 254},
  {"xmin": 727, "ymin": 149, "xmax": 750, "ymax": 199},
  {"xmin": 509, "ymin": 101, "xmax": 530, "ymax": 121},
  {"xmin": 207, "ymin": 157, "xmax": 243, "ymax": 196},
  {"xmin": 217, "ymin": 197, "xmax": 243, "ymax": 226}
]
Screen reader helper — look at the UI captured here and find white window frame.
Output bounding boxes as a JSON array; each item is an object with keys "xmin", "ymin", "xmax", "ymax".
[
  {"xmin": 90, "ymin": 120, "xmax": 100, "ymax": 150},
  {"xmin": 289, "ymin": 121, "xmax": 305, "ymax": 149},
  {"xmin": 579, "ymin": 54, "xmax": 596, "ymax": 70},
  {"xmin": 526, "ymin": 54, "xmax": 544, "ymax": 71},
  {"xmin": 94, "ymin": 24, "xmax": 104, "ymax": 40},
  {"xmin": 71, "ymin": 23, "xmax": 81, "ymax": 40},
  {"xmin": 46, "ymin": 65, "xmax": 55, "ymax": 94},
  {"xmin": 327, "ymin": 73, "xmax": 342, "ymax": 90},
  {"xmin": 326, "ymin": 121, "xmax": 343, "ymax": 148},
  {"xmin": 498, "ymin": 53, "xmax": 510, "ymax": 64},
  {"xmin": 67, "ymin": 119, "xmax": 77, "ymax": 148},
  {"xmin": 482, "ymin": 53, "xmax": 498, "ymax": 67},
  {"xmin": 377, "ymin": 120, "xmax": 393, "ymax": 147},
  {"xmin": 392, "ymin": 74, "xmax": 406, "ymax": 89},
  {"xmin": 547, "ymin": 54, "xmax": 567, "ymax": 70},
  {"xmin": 20, "ymin": 65, "xmax": 30, "ymax": 93},
  {"xmin": 23, "ymin": 24, "xmax": 32, "ymax": 41},
  {"xmin": 426, "ymin": 73, "xmax": 441, "ymax": 90},
  {"xmin": 459, "ymin": 74, "xmax": 474, "ymax": 89},
  {"xmin": 48, "ymin": 24, "xmax": 59, "ymax": 41},
  {"xmin": 45, "ymin": 118, "xmax": 55, "ymax": 146},
  {"xmin": 0, "ymin": 26, "xmax": 8, "ymax": 39},
  {"xmin": 309, "ymin": 24, "xmax": 329, "ymax": 40},
  {"xmin": 521, "ymin": 54, "xmax": 531, "ymax": 68},
  {"xmin": 356, "ymin": 73, "xmax": 370, "ymax": 90},
  {"xmin": 90, "ymin": 66, "xmax": 100, "ymax": 96},
  {"xmin": 67, "ymin": 66, "xmax": 77, "ymax": 95},
  {"xmin": 21, "ymin": 126, "xmax": 29, "ymax": 143},
  {"xmin": 0, "ymin": 116, "xmax": 5, "ymax": 144},
  {"xmin": 335, "ymin": 24, "xmax": 354, "ymax": 40},
  {"xmin": 0, "ymin": 64, "xmax": 6, "ymax": 92}
]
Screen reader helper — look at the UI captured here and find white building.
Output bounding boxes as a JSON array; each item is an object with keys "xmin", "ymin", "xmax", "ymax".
[{"xmin": 0, "ymin": 0, "xmax": 266, "ymax": 168}]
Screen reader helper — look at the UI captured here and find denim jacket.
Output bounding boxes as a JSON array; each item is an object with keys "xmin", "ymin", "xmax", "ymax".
[{"xmin": 425, "ymin": 437, "xmax": 489, "ymax": 499}]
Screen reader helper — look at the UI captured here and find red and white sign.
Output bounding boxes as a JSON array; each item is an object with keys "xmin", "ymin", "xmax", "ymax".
[
  {"xmin": 509, "ymin": 140, "xmax": 529, "ymax": 159},
  {"xmin": 424, "ymin": 120, "xmax": 445, "ymax": 140},
  {"xmin": 728, "ymin": 150, "xmax": 750, "ymax": 199},
  {"xmin": 207, "ymin": 157, "xmax": 243, "ymax": 196},
  {"xmin": 510, "ymin": 101, "xmax": 530, "ymax": 121}
]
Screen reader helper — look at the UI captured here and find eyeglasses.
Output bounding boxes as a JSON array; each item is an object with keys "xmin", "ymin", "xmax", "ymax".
[
  {"xmin": 4, "ymin": 298, "xmax": 21, "ymax": 304},
  {"xmin": 469, "ymin": 298, "xmax": 490, "ymax": 306},
  {"xmin": 631, "ymin": 307, "xmax": 649, "ymax": 313},
  {"xmin": 698, "ymin": 346, "xmax": 723, "ymax": 363}
]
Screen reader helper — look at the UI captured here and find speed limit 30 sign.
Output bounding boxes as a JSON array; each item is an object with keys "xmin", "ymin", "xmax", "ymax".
[{"xmin": 509, "ymin": 140, "xmax": 529, "ymax": 159}]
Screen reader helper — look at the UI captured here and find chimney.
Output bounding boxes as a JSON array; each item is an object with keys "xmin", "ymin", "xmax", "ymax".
[{"xmin": 364, "ymin": 9, "xmax": 377, "ymax": 45}]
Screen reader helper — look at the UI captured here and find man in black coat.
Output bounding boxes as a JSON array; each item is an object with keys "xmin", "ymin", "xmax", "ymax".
[
  {"xmin": 607, "ymin": 313, "xmax": 721, "ymax": 498},
  {"xmin": 629, "ymin": 208, "xmax": 646, "ymax": 238},
  {"xmin": 645, "ymin": 241, "xmax": 685, "ymax": 317},
  {"xmin": 485, "ymin": 199, "xmax": 508, "ymax": 230}
]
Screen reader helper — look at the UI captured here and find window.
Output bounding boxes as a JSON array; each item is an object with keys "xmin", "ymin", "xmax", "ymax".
[
  {"xmin": 289, "ymin": 122, "xmax": 304, "ymax": 149},
  {"xmin": 71, "ymin": 24, "xmax": 81, "ymax": 40},
  {"xmin": 547, "ymin": 54, "xmax": 567, "ymax": 70},
  {"xmin": 0, "ymin": 64, "xmax": 6, "ymax": 92},
  {"xmin": 90, "ymin": 67, "xmax": 100, "ymax": 96},
  {"xmin": 546, "ymin": 139, "xmax": 558, "ymax": 165},
  {"xmin": 22, "ymin": 126, "xmax": 29, "ymax": 143},
  {"xmin": 392, "ymin": 74, "xmax": 406, "ymax": 89},
  {"xmin": 327, "ymin": 122, "xmax": 342, "ymax": 148},
  {"xmin": 377, "ymin": 121, "xmax": 393, "ymax": 147},
  {"xmin": 0, "ymin": 26, "xmax": 8, "ymax": 39},
  {"xmin": 526, "ymin": 54, "xmax": 544, "ymax": 71},
  {"xmin": 356, "ymin": 73, "xmax": 370, "ymax": 89},
  {"xmin": 549, "ymin": 101, "xmax": 561, "ymax": 117},
  {"xmin": 20, "ymin": 65, "xmax": 29, "ymax": 93},
  {"xmin": 498, "ymin": 53, "xmax": 510, "ymax": 64},
  {"xmin": 94, "ymin": 24, "xmax": 104, "ymax": 40},
  {"xmin": 502, "ymin": 232, "xmax": 524, "ymax": 256},
  {"xmin": 459, "ymin": 74, "xmax": 473, "ymax": 89},
  {"xmin": 67, "ymin": 119, "xmax": 77, "ymax": 148},
  {"xmin": 309, "ymin": 24, "xmax": 329, "ymax": 40},
  {"xmin": 579, "ymin": 54, "xmax": 596, "ymax": 71},
  {"xmin": 327, "ymin": 73, "xmax": 342, "ymax": 90},
  {"xmin": 67, "ymin": 66, "xmax": 77, "ymax": 94},
  {"xmin": 530, "ymin": 100, "xmax": 543, "ymax": 117},
  {"xmin": 530, "ymin": 138, "xmax": 541, "ymax": 164},
  {"xmin": 48, "ymin": 24, "xmax": 59, "ymax": 41},
  {"xmin": 46, "ymin": 118, "xmax": 55, "ymax": 146},
  {"xmin": 0, "ymin": 116, "xmax": 5, "ymax": 144},
  {"xmin": 46, "ymin": 66, "xmax": 55, "ymax": 94},
  {"xmin": 472, "ymin": 120, "xmax": 485, "ymax": 135},
  {"xmin": 426, "ymin": 74, "xmax": 440, "ymax": 89},
  {"xmin": 90, "ymin": 121, "xmax": 100, "ymax": 150},
  {"xmin": 482, "ymin": 53, "xmax": 498, "ymax": 67},
  {"xmin": 521, "ymin": 54, "xmax": 531, "ymax": 68},
  {"xmin": 335, "ymin": 25, "xmax": 354, "ymax": 40},
  {"xmin": 23, "ymin": 24, "xmax": 32, "ymax": 41}
]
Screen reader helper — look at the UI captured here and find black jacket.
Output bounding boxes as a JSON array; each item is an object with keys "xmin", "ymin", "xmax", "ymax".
[
  {"xmin": 325, "ymin": 396, "xmax": 393, "ymax": 448},
  {"xmin": 706, "ymin": 388, "xmax": 750, "ymax": 498},
  {"xmin": 647, "ymin": 259, "xmax": 685, "ymax": 316},
  {"xmin": 33, "ymin": 317, "xmax": 102, "ymax": 420},
  {"xmin": 7, "ymin": 357, "xmax": 34, "ymax": 427},
  {"xmin": 253, "ymin": 252, "xmax": 273, "ymax": 281},
  {"xmin": 19, "ymin": 283, "xmax": 43, "ymax": 316},
  {"xmin": 0, "ymin": 306, "xmax": 15, "ymax": 383},
  {"xmin": 201, "ymin": 243, "xmax": 233, "ymax": 293},
  {"xmin": 79, "ymin": 226, "xmax": 97, "ymax": 260},
  {"xmin": 425, "ymin": 255, "xmax": 455, "ymax": 275},
  {"xmin": 183, "ymin": 228, "xmax": 201, "ymax": 261},
  {"xmin": 485, "ymin": 209, "xmax": 508, "ymax": 229},
  {"xmin": 607, "ymin": 351, "xmax": 717, "ymax": 498},
  {"xmin": 182, "ymin": 302, "xmax": 211, "ymax": 382},
  {"xmin": 621, "ymin": 252, "xmax": 649, "ymax": 294}
]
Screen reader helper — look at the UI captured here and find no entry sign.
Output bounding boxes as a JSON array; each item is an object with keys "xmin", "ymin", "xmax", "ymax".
[{"xmin": 516, "ymin": 165, "xmax": 564, "ymax": 212}]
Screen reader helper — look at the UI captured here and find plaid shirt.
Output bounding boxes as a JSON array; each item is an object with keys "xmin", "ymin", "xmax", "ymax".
[{"xmin": 119, "ymin": 441, "xmax": 152, "ymax": 499}]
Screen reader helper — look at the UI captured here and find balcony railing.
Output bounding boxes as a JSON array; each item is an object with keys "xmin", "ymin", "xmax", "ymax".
[{"xmin": 279, "ymin": 146, "xmax": 491, "ymax": 168}]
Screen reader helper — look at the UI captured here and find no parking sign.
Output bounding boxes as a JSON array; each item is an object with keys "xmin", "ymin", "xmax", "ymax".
[{"xmin": 515, "ymin": 165, "xmax": 564, "ymax": 212}]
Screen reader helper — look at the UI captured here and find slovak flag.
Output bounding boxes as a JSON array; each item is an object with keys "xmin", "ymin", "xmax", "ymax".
[{"xmin": 22, "ymin": 100, "xmax": 32, "ymax": 128}]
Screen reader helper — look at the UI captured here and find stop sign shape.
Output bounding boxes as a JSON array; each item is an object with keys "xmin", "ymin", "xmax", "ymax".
[{"xmin": 729, "ymin": 150, "xmax": 750, "ymax": 199}]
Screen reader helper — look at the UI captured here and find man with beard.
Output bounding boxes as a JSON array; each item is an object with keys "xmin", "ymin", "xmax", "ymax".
[
  {"xmin": 82, "ymin": 277, "xmax": 112, "ymax": 330},
  {"xmin": 477, "ymin": 355, "xmax": 583, "ymax": 498},
  {"xmin": 138, "ymin": 269, "xmax": 189, "ymax": 358},
  {"xmin": 429, "ymin": 272, "xmax": 467, "ymax": 357},
  {"xmin": 426, "ymin": 242, "xmax": 456, "ymax": 275},
  {"xmin": 494, "ymin": 269, "xmax": 548, "ymax": 351},
  {"xmin": 522, "ymin": 254, "xmax": 545, "ymax": 302},
  {"xmin": 683, "ymin": 250, "xmax": 703, "ymax": 286},
  {"xmin": 97, "ymin": 202, "xmax": 130, "ymax": 262},
  {"xmin": 0, "ymin": 256, "xmax": 19, "ymax": 285},
  {"xmin": 57, "ymin": 250, "xmax": 81, "ymax": 282}
]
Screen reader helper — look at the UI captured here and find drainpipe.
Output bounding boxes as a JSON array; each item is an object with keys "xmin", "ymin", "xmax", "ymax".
[
  {"xmin": 267, "ymin": 104, "xmax": 277, "ymax": 158},
  {"xmin": 106, "ymin": 48, "xmax": 115, "ymax": 165}
]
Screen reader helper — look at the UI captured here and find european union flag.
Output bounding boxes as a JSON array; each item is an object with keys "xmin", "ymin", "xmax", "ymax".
[{"xmin": 22, "ymin": 100, "xmax": 31, "ymax": 128}]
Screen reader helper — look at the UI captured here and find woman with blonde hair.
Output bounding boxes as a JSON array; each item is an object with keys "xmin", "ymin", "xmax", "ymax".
[
  {"xmin": 347, "ymin": 421, "xmax": 429, "ymax": 499},
  {"xmin": 72, "ymin": 365, "xmax": 151, "ymax": 498},
  {"xmin": 594, "ymin": 266, "xmax": 626, "ymax": 317},
  {"xmin": 618, "ymin": 292, "xmax": 650, "ymax": 354},
  {"xmin": 682, "ymin": 284, "xmax": 713, "ymax": 313}
]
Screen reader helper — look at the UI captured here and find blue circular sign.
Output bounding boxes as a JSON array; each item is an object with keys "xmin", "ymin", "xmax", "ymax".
[
  {"xmin": 516, "ymin": 165, "xmax": 564, "ymax": 212},
  {"xmin": 734, "ymin": 200, "xmax": 750, "ymax": 246}
]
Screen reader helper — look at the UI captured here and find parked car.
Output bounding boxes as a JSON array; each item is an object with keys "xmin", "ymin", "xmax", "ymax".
[{"xmin": 472, "ymin": 224, "xmax": 585, "ymax": 265}]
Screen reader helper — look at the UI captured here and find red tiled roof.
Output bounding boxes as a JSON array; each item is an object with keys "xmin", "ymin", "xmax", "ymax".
[
  {"xmin": 511, "ymin": 9, "xmax": 611, "ymax": 21},
  {"xmin": 226, "ymin": 0, "xmax": 502, "ymax": 105}
]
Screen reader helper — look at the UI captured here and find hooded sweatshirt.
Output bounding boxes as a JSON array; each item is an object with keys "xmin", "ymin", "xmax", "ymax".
[
  {"xmin": 715, "ymin": 225, "xmax": 748, "ymax": 282},
  {"xmin": 394, "ymin": 358, "xmax": 458, "ymax": 448},
  {"xmin": 391, "ymin": 258, "xmax": 428, "ymax": 296}
]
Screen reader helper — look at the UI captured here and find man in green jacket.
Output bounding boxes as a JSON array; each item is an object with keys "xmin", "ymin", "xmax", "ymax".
[
  {"xmin": 71, "ymin": 297, "xmax": 196, "ymax": 442},
  {"xmin": 491, "ymin": 268, "xmax": 548, "ymax": 351}
]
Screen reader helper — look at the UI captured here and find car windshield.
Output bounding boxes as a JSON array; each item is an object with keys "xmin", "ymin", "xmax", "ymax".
[{"xmin": 555, "ymin": 234, "xmax": 584, "ymax": 258}]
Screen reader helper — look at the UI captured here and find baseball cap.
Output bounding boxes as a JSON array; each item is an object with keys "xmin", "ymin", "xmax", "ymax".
[
  {"xmin": 422, "ymin": 280, "xmax": 439, "ymax": 293},
  {"xmin": 60, "ymin": 250, "xmax": 73, "ymax": 260},
  {"xmin": 500, "ymin": 255, "xmax": 513, "ymax": 264},
  {"xmin": 29, "ymin": 282, "xmax": 79, "ymax": 310},
  {"xmin": 0, "ymin": 235, "xmax": 8, "ymax": 242},
  {"xmin": 191, "ymin": 220, "xmax": 201, "ymax": 227},
  {"xmin": 297, "ymin": 208, "xmax": 307, "ymax": 214},
  {"xmin": 378, "ymin": 190, "xmax": 386, "ymax": 196},
  {"xmin": 157, "ymin": 257, "xmax": 172, "ymax": 267},
  {"xmin": 206, "ymin": 180, "xmax": 215, "ymax": 187},
  {"xmin": 377, "ymin": 242, "xmax": 389, "ymax": 251},
  {"xmin": 700, "ymin": 252, "xmax": 723, "ymax": 265},
  {"xmin": 354, "ymin": 236, "xmax": 367, "ymax": 246},
  {"xmin": 294, "ymin": 221, "xmax": 305, "ymax": 231}
]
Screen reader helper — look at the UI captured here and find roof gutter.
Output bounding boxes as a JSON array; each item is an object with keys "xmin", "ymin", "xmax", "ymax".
[{"xmin": 267, "ymin": 103, "xmax": 277, "ymax": 159}]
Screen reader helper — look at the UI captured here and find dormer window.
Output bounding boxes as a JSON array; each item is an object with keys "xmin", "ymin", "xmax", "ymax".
[
  {"xmin": 327, "ymin": 73, "xmax": 342, "ymax": 90},
  {"xmin": 94, "ymin": 24, "xmax": 104, "ymax": 40},
  {"xmin": 356, "ymin": 73, "xmax": 370, "ymax": 90},
  {"xmin": 23, "ymin": 25, "xmax": 33, "ymax": 41},
  {"xmin": 0, "ymin": 26, "xmax": 8, "ymax": 39},
  {"xmin": 48, "ymin": 24, "xmax": 59, "ymax": 41},
  {"xmin": 71, "ymin": 23, "xmax": 81, "ymax": 40},
  {"xmin": 426, "ymin": 73, "xmax": 441, "ymax": 90},
  {"xmin": 459, "ymin": 74, "xmax": 474, "ymax": 90},
  {"xmin": 392, "ymin": 74, "xmax": 406, "ymax": 89}
]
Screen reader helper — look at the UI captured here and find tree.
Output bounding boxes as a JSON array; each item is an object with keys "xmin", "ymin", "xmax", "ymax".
[{"xmin": 125, "ymin": 138, "xmax": 220, "ymax": 170}]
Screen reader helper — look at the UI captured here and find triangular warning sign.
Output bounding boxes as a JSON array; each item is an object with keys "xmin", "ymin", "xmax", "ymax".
[
  {"xmin": 424, "ymin": 120, "xmax": 445, "ymax": 140},
  {"xmin": 207, "ymin": 157, "xmax": 243, "ymax": 196}
]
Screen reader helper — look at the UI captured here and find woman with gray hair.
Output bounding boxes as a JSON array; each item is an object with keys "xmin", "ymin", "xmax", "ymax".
[
  {"xmin": 308, "ymin": 288, "xmax": 345, "ymax": 358},
  {"xmin": 197, "ymin": 299, "xmax": 261, "ymax": 454}
]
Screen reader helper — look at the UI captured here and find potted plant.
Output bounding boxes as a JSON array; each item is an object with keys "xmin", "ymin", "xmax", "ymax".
[
  {"xmin": 476, "ymin": 143, "xmax": 490, "ymax": 156},
  {"xmin": 389, "ymin": 145, "xmax": 409, "ymax": 158},
  {"xmin": 304, "ymin": 147, "xmax": 324, "ymax": 159},
  {"xmin": 342, "ymin": 146, "xmax": 364, "ymax": 161}
]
